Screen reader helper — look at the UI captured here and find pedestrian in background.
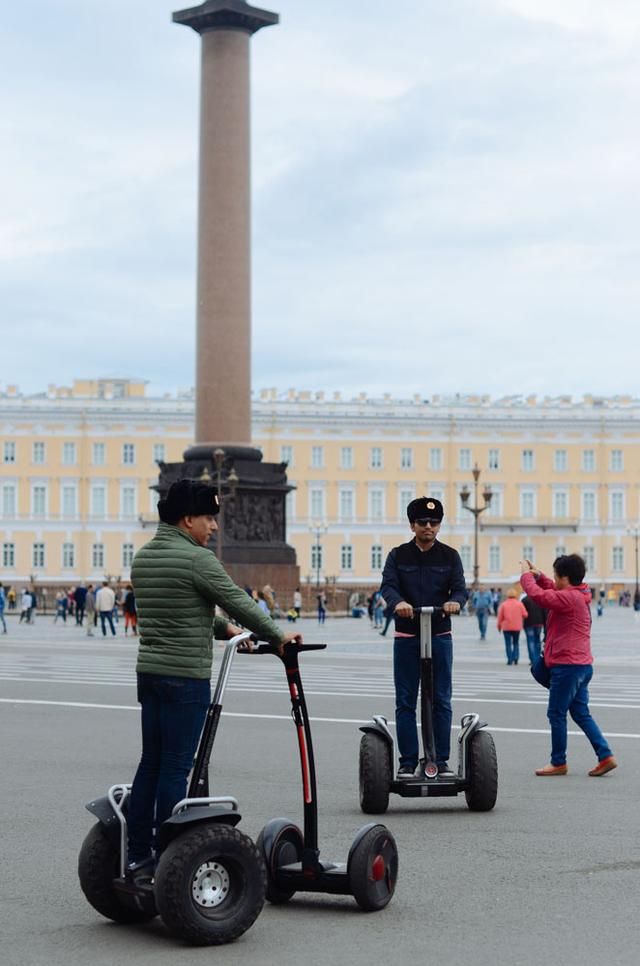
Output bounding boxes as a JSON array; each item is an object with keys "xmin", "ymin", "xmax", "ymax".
[
  {"xmin": 54, "ymin": 590, "xmax": 68, "ymax": 623},
  {"xmin": 7, "ymin": 587, "xmax": 16, "ymax": 610},
  {"xmin": 373, "ymin": 593, "xmax": 385, "ymax": 629},
  {"xmin": 256, "ymin": 590, "xmax": 270, "ymax": 615},
  {"xmin": 471, "ymin": 587, "xmax": 492, "ymax": 640},
  {"xmin": 491, "ymin": 587, "xmax": 502, "ymax": 616},
  {"xmin": 123, "ymin": 584, "xmax": 137, "ymax": 636},
  {"xmin": 86, "ymin": 584, "xmax": 96, "ymax": 636},
  {"xmin": 497, "ymin": 589, "xmax": 527, "ymax": 665},
  {"xmin": 522, "ymin": 593, "xmax": 545, "ymax": 665},
  {"xmin": 0, "ymin": 584, "xmax": 7, "ymax": 634},
  {"xmin": 317, "ymin": 591, "xmax": 327, "ymax": 624},
  {"xmin": 75, "ymin": 584, "xmax": 87, "ymax": 626},
  {"xmin": 521, "ymin": 555, "xmax": 617, "ymax": 778},
  {"xmin": 293, "ymin": 587, "xmax": 302, "ymax": 618},
  {"xmin": 19, "ymin": 588, "xmax": 32, "ymax": 624},
  {"xmin": 96, "ymin": 581, "xmax": 116, "ymax": 637}
]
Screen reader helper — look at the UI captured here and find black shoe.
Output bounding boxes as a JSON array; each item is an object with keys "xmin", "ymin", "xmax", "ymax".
[
  {"xmin": 125, "ymin": 856, "xmax": 155, "ymax": 884},
  {"xmin": 437, "ymin": 762, "xmax": 456, "ymax": 777},
  {"xmin": 396, "ymin": 764, "xmax": 418, "ymax": 780}
]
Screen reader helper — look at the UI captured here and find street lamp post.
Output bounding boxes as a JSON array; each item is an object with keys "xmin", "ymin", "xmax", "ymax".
[
  {"xmin": 309, "ymin": 522, "xmax": 328, "ymax": 590},
  {"xmin": 202, "ymin": 450, "xmax": 239, "ymax": 562},
  {"xmin": 628, "ymin": 526, "xmax": 640, "ymax": 609},
  {"xmin": 460, "ymin": 463, "xmax": 493, "ymax": 591}
]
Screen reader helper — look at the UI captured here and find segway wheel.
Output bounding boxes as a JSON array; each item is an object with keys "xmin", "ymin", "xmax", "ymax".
[
  {"xmin": 465, "ymin": 729, "xmax": 498, "ymax": 812},
  {"xmin": 256, "ymin": 821, "xmax": 303, "ymax": 904},
  {"xmin": 348, "ymin": 824, "xmax": 398, "ymax": 912},
  {"xmin": 154, "ymin": 824, "xmax": 266, "ymax": 946},
  {"xmin": 359, "ymin": 733, "xmax": 391, "ymax": 815},
  {"xmin": 78, "ymin": 822, "xmax": 157, "ymax": 924}
]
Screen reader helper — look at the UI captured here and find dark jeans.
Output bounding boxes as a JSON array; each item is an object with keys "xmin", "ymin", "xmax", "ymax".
[
  {"xmin": 524, "ymin": 625, "xmax": 542, "ymax": 664},
  {"xmin": 393, "ymin": 634, "xmax": 453, "ymax": 768},
  {"xmin": 99, "ymin": 611, "xmax": 116, "ymax": 636},
  {"xmin": 127, "ymin": 673, "xmax": 210, "ymax": 863},
  {"xmin": 75, "ymin": 605, "xmax": 85, "ymax": 625},
  {"xmin": 547, "ymin": 665, "xmax": 612, "ymax": 766},
  {"xmin": 317, "ymin": 606, "xmax": 326, "ymax": 624},
  {"xmin": 476, "ymin": 610, "xmax": 489, "ymax": 639},
  {"xmin": 503, "ymin": 630, "xmax": 520, "ymax": 665}
]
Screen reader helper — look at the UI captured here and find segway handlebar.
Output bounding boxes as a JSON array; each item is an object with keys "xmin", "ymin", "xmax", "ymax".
[{"xmin": 242, "ymin": 641, "xmax": 327, "ymax": 655}]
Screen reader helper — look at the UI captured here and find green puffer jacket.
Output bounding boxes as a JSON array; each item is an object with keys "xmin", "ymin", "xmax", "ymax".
[{"xmin": 132, "ymin": 523, "xmax": 285, "ymax": 679}]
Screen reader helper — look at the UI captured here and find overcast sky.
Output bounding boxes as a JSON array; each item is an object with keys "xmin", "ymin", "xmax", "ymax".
[{"xmin": 2, "ymin": 0, "xmax": 639, "ymax": 400}]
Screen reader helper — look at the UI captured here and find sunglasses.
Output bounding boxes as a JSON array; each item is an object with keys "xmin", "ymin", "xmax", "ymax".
[{"xmin": 413, "ymin": 517, "xmax": 441, "ymax": 527}]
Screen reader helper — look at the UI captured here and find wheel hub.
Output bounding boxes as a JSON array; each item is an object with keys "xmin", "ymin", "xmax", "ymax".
[{"xmin": 191, "ymin": 861, "xmax": 231, "ymax": 908}]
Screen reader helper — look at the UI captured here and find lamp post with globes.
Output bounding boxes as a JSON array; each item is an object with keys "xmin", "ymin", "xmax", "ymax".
[
  {"xmin": 201, "ymin": 450, "xmax": 239, "ymax": 562},
  {"xmin": 309, "ymin": 522, "xmax": 328, "ymax": 590},
  {"xmin": 459, "ymin": 464, "xmax": 493, "ymax": 591}
]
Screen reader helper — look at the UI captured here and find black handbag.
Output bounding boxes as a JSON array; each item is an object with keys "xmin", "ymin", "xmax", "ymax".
[{"xmin": 530, "ymin": 654, "xmax": 551, "ymax": 689}]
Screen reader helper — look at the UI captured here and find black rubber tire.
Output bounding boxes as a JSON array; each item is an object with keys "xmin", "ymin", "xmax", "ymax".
[
  {"xmin": 256, "ymin": 824, "xmax": 302, "ymax": 904},
  {"xmin": 154, "ymin": 824, "xmax": 266, "ymax": 946},
  {"xmin": 78, "ymin": 822, "xmax": 157, "ymax": 924},
  {"xmin": 465, "ymin": 730, "xmax": 498, "ymax": 812},
  {"xmin": 359, "ymin": 733, "xmax": 391, "ymax": 815},
  {"xmin": 348, "ymin": 825, "xmax": 398, "ymax": 912}
]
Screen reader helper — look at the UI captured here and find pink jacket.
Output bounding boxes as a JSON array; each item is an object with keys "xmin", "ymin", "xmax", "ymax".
[
  {"xmin": 520, "ymin": 571, "xmax": 593, "ymax": 666},
  {"xmin": 496, "ymin": 598, "xmax": 527, "ymax": 632}
]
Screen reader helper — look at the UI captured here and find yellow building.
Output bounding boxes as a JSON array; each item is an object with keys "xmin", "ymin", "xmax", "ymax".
[{"xmin": 1, "ymin": 380, "xmax": 639, "ymax": 596}]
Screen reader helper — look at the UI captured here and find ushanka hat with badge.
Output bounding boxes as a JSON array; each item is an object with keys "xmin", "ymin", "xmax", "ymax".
[
  {"xmin": 158, "ymin": 479, "xmax": 220, "ymax": 524},
  {"xmin": 406, "ymin": 496, "xmax": 444, "ymax": 523}
]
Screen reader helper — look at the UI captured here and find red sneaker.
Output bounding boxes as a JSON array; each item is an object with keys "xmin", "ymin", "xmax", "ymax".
[
  {"xmin": 588, "ymin": 756, "xmax": 617, "ymax": 777},
  {"xmin": 535, "ymin": 763, "xmax": 568, "ymax": 776}
]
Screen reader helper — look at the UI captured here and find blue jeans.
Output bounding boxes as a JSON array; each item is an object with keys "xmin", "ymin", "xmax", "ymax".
[
  {"xmin": 547, "ymin": 665, "xmax": 612, "ymax": 766},
  {"xmin": 503, "ymin": 630, "xmax": 520, "ymax": 665},
  {"xmin": 393, "ymin": 634, "xmax": 453, "ymax": 768},
  {"xmin": 524, "ymin": 625, "xmax": 542, "ymax": 665},
  {"xmin": 127, "ymin": 673, "xmax": 210, "ymax": 863},
  {"xmin": 99, "ymin": 611, "xmax": 116, "ymax": 636},
  {"xmin": 476, "ymin": 610, "xmax": 488, "ymax": 639}
]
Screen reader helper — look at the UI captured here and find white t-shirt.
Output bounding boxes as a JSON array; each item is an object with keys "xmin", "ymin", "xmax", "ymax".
[{"xmin": 96, "ymin": 586, "xmax": 116, "ymax": 612}]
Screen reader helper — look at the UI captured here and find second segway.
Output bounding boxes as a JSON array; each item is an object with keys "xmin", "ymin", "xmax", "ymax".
[{"xmin": 359, "ymin": 606, "xmax": 498, "ymax": 814}]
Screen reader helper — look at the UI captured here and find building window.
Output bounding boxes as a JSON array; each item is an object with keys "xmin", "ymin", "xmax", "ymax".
[
  {"xmin": 285, "ymin": 485, "xmax": 296, "ymax": 523},
  {"xmin": 32, "ymin": 543, "xmax": 45, "ymax": 568},
  {"xmin": 62, "ymin": 542, "xmax": 75, "ymax": 568},
  {"xmin": 488, "ymin": 448, "xmax": 500, "ymax": 471},
  {"xmin": 522, "ymin": 544, "xmax": 534, "ymax": 563},
  {"xmin": 520, "ymin": 491, "xmax": 536, "ymax": 517},
  {"xmin": 339, "ymin": 489, "xmax": 354, "ymax": 522},
  {"xmin": 554, "ymin": 450, "xmax": 568, "ymax": 472},
  {"xmin": 371, "ymin": 544, "xmax": 383, "ymax": 571},
  {"xmin": 2, "ymin": 484, "xmax": 16, "ymax": 517},
  {"xmin": 460, "ymin": 545, "xmax": 472, "ymax": 571},
  {"xmin": 121, "ymin": 485, "xmax": 137, "ymax": 518},
  {"xmin": 398, "ymin": 487, "xmax": 415, "ymax": 518},
  {"xmin": 553, "ymin": 490, "xmax": 568, "ymax": 518},
  {"xmin": 311, "ymin": 543, "xmax": 323, "ymax": 572},
  {"xmin": 400, "ymin": 447, "xmax": 413, "ymax": 470},
  {"xmin": 370, "ymin": 447, "xmax": 383, "ymax": 469},
  {"xmin": 33, "ymin": 441, "xmax": 46, "ymax": 464},
  {"xmin": 459, "ymin": 448, "xmax": 472, "ymax": 471},
  {"xmin": 280, "ymin": 445, "xmax": 293, "ymax": 466},
  {"xmin": 582, "ymin": 449, "xmax": 595, "ymax": 472},
  {"xmin": 92, "ymin": 442, "xmax": 106, "ymax": 466},
  {"xmin": 62, "ymin": 442, "xmax": 77, "ymax": 466},
  {"xmin": 583, "ymin": 546, "xmax": 595, "ymax": 571},
  {"xmin": 522, "ymin": 449, "xmax": 535, "ymax": 471},
  {"xmin": 92, "ymin": 543, "xmax": 105, "ymax": 569},
  {"xmin": 582, "ymin": 491, "xmax": 596, "ymax": 521},
  {"xmin": 612, "ymin": 545, "xmax": 624, "ymax": 572},
  {"xmin": 123, "ymin": 443, "xmax": 136, "ymax": 465},
  {"xmin": 486, "ymin": 490, "xmax": 502, "ymax": 518},
  {"xmin": 340, "ymin": 544, "xmax": 353, "ymax": 570},
  {"xmin": 555, "ymin": 545, "xmax": 566, "ymax": 559},
  {"xmin": 610, "ymin": 449, "xmax": 623, "ymax": 472},
  {"xmin": 2, "ymin": 542, "xmax": 15, "ymax": 568},
  {"xmin": 610, "ymin": 491, "xmax": 625, "ymax": 521},
  {"xmin": 488, "ymin": 545, "xmax": 501, "ymax": 572},
  {"xmin": 62, "ymin": 485, "xmax": 77, "ymax": 518},
  {"xmin": 3, "ymin": 441, "xmax": 16, "ymax": 464},
  {"xmin": 122, "ymin": 543, "xmax": 135, "ymax": 568},
  {"xmin": 430, "ymin": 448, "xmax": 443, "ymax": 471},
  {"xmin": 340, "ymin": 446, "xmax": 353, "ymax": 470},
  {"xmin": 311, "ymin": 446, "xmax": 324, "ymax": 468},
  {"xmin": 91, "ymin": 485, "xmax": 106, "ymax": 518},
  {"xmin": 369, "ymin": 488, "xmax": 385, "ymax": 521},
  {"xmin": 309, "ymin": 488, "xmax": 324, "ymax": 520},
  {"xmin": 153, "ymin": 443, "xmax": 166, "ymax": 464},
  {"xmin": 32, "ymin": 485, "xmax": 47, "ymax": 517}
]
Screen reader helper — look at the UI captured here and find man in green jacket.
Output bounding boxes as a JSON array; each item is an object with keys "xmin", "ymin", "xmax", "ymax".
[{"xmin": 126, "ymin": 478, "xmax": 301, "ymax": 875}]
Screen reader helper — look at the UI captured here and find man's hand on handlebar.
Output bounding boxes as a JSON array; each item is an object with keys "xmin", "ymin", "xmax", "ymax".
[
  {"xmin": 443, "ymin": 601, "xmax": 461, "ymax": 615},
  {"xmin": 226, "ymin": 623, "xmax": 255, "ymax": 652},
  {"xmin": 278, "ymin": 632, "xmax": 303, "ymax": 656},
  {"xmin": 394, "ymin": 601, "xmax": 460, "ymax": 617},
  {"xmin": 394, "ymin": 601, "xmax": 414, "ymax": 618}
]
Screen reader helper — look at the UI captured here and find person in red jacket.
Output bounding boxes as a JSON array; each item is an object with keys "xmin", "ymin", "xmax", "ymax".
[
  {"xmin": 496, "ymin": 588, "xmax": 528, "ymax": 666},
  {"xmin": 520, "ymin": 554, "xmax": 617, "ymax": 777}
]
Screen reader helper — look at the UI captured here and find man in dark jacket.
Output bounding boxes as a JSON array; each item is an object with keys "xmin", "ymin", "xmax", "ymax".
[
  {"xmin": 522, "ymin": 593, "xmax": 545, "ymax": 665},
  {"xmin": 381, "ymin": 497, "xmax": 467, "ymax": 780},
  {"xmin": 126, "ymin": 478, "xmax": 302, "ymax": 876}
]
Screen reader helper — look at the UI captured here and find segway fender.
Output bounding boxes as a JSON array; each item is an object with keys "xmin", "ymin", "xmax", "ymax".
[
  {"xmin": 359, "ymin": 715, "xmax": 394, "ymax": 749},
  {"xmin": 346, "ymin": 823, "xmax": 379, "ymax": 872},
  {"xmin": 156, "ymin": 805, "xmax": 241, "ymax": 850},
  {"xmin": 85, "ymin": 795, "xmax": 121, "ymax": 849},
  {"xmin": 259, "ymin": 817, "xmax": 300, "ymax": 862}
]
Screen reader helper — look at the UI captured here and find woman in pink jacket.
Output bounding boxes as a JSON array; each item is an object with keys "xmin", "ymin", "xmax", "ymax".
[
  {"xmin": 496, "ymin": 588, "xmax": 527, "ymax": 666},
  {"xmin": 520, "ymin": 554, "xmax": 617, "ymax": 778}
]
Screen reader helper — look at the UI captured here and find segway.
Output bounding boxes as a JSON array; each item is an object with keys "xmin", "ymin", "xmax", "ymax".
[
  {"xmin": 78, "ymin": 631, "xmax": 266, "ymax": 946},
  {"xmin": 245, "ymin": 639, "xmax": 398, "ymax": 911},
  {"xmin": 359, "ymin": 606, "xmax": 498, "ymax": 813}
]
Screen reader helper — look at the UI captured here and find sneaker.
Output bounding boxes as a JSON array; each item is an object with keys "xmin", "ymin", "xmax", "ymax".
[
  {"xmin": 589, "ymin": 755, "xmax": 617, "ymax": 777},
  {"xmin": 396, "ymin": 765, "xmax": 417, "ymax": 780},
  {"xmin": 125, "ymin": 856, "xmax": 155, "ymax": 884},
  {"xmin": 535, "ymin": 763, "xmax": 568, "ymax": 776},
  {"xmin": 437, "ymin": 762, "xmax": 456, "ymax": 777}
]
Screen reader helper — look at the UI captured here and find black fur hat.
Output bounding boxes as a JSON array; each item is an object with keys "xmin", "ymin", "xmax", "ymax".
[
  {"xmin": 158, "ymin": 479, "xmax": 220, "ymax": 524},
  {"xmin": 407, "ymin": 496, "xmax": 444, "ymax": 523}
]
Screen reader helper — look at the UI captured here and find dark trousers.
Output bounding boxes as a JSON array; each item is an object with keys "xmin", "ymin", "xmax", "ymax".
[
  {"xmin": 75, "ymin": 605, "xmax": 85, "ymax": 625},
  {"xmin": 547, "ymin": 665, "xmax": 612, "ymax": 766},
  {"xmin": 393, "ymin": 634, "xmax": 453, "ymax": 768},
  {"xmin": 503, "ymin": 630, "xmax": 520, "ymax": 664},
  {"xmin": 99, "ymin": 611, "xmax": 116, "ymax": 636},
  {"xmin": 127, "ymin": 673, "xmax": 210, "ymax": 863}
]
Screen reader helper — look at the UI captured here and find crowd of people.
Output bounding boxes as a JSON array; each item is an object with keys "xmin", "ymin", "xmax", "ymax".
[{"xmin": 0, "ymin": 582, "xmax": 138, "ymax": 637}]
